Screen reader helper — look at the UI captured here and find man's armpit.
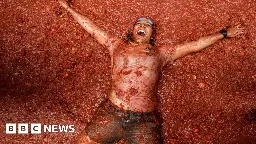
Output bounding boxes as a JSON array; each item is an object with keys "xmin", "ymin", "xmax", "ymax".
[
  {"xmin": 107, "ymin": 37, "xmax": 122, "ymax": 55},
  {"xmin": 158, "ymin": 45, "xmax": 176, "ymax": 66}
]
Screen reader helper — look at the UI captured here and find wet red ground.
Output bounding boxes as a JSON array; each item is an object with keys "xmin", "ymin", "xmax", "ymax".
[{"xmin": 1, "ymin": 0, "xmax": 256, "ymax": 143}]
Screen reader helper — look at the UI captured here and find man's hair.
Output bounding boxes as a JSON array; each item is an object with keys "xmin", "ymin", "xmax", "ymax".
[{"xmin": 126, "ymin": 18, "xmax": 156, "ymax": 46}]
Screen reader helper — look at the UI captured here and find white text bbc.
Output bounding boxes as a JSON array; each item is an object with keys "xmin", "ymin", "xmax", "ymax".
[{"xmin": 6, "ymin": 123, "xmax": 75, "ymax": 134}]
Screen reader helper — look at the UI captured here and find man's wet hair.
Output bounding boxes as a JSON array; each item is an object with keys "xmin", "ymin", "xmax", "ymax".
[{"xmin": 126, "ymin": 18, "xmax": 156, "ymax": 46}]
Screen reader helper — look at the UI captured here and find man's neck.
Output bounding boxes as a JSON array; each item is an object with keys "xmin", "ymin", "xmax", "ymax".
[{"xmin": 129, "ymin": 41, "xmax": 150, "ymax": 46}]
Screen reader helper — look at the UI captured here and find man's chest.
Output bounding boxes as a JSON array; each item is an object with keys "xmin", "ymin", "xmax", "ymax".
[
  {"xmin": 113, "ymin": 55, "xmax": 159, "ymax": 70},
  {"xmin": 116, "ymin": 44, "xmax": 159, "ymax": 66}
]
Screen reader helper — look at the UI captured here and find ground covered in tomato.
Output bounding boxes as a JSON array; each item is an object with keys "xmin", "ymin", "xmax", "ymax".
[{"xmin": 1, "ymin": 0, "xmax": 256, "ymax": 143}]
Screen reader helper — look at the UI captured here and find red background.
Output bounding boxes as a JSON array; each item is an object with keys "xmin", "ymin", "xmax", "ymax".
[{"xmin": 0, "ymin": 0, "xmax": 255, "ymax": 143}]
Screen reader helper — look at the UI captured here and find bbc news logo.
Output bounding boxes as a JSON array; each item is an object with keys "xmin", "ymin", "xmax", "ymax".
[{"xmin": 6, "ymin": 123, "xmax": 75, "ymax": 134}]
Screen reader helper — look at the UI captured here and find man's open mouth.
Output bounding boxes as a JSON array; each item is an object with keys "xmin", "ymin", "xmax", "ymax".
[{"xmin": 137, "ymin": 30, "xmax": 146, "ymax": 36}]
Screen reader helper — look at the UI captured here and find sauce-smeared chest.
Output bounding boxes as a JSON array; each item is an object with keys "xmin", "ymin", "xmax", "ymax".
[
  {"xmin": 113, "ymin": 56, "xmax": 159, "ymax": 77},
  {"xmin": 109, "ymin": 43, "xmax": 162, "ymax": 112},
  {"xmin": 112, "ymin": 47, "xmax": 161, "ymax": 91}
]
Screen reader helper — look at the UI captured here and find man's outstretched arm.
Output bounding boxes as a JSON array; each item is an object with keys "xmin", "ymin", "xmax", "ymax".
[
  {"xmin": 169, "ymin": 25, "xmax": 245, "ymax": 61},
  {"xmin": 58, "ymin": 0, "xmax": 119, "ymax": 48}
]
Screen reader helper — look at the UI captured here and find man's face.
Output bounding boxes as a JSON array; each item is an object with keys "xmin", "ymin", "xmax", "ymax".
[{"xmin": 132, "ymin": 19, "xmax": 153, "ymax": 44}]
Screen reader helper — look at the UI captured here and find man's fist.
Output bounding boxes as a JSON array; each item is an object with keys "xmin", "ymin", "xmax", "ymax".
[{"xmin": 58, "ymin": 0, "xmax": 70, "ymax": 9}]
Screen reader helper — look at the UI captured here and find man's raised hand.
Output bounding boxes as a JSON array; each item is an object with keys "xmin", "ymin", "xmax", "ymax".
[
  {"xmin": 58, "ymin": 0, "xmax": 70, "ymax": 9},
  {"xmin": 227, "ymin": 25, "xmax": 245, "ymax": 38}
]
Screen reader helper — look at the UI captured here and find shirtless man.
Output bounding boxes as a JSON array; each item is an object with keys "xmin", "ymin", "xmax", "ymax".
[{"xmin": 58, "ymin": 0, "xmax": 245, "ymax": 143}]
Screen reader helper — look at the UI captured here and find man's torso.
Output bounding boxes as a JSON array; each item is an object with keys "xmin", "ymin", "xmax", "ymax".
[{"xmin": 108, "ymin": 42, "xmax": 163, "ymax": 112}]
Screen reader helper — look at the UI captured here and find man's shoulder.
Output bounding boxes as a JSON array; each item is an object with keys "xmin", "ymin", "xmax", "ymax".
[
  {"xmin": 108, "ymin": 36, "xmax": 124, "ymax": 47},
  {"xmin": 158, "ymin": 44, "xmax": 175, "ymax": 53}
]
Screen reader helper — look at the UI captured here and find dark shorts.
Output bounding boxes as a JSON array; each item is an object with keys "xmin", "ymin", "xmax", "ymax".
[{"xmin": 85, "ymin": 99, "xmax": 163, "ymax": 144}]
